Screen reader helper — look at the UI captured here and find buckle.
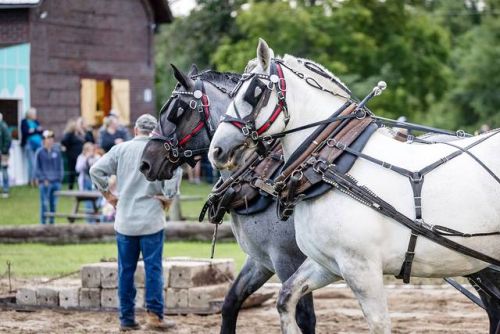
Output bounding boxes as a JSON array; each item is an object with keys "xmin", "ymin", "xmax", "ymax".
[
  {"xmin": 313, "ymin": 160, "xmax": 328, "ymax": 173},
  {"xmin": 184, "ymin": 150, "xmax": 193, "ymax": 158},
  {"xmin": 250, "ymin": 131, "xmax": 259, "ymax": 141},
  {"xmin": 291, "ymin": 170, "xmax": 303, "ymax": 181},
  {"xmin": 241, "ymin": 126, "xmax": 250, "ymax": 136},
  {"xmin": 163, "ymin": 142, "xmax": 171, "ymax": 151},
  {"xmin": 171, "ymin": 148, "xmax": 179, "ymax": 158}
]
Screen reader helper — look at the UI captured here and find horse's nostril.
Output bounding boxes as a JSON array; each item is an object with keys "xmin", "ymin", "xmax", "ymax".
[
  {"xmin": 213, "ymin": 146, "xmax": 223, "ymax": 159},
  {"xmin": 140, "ymin": 161, "xmax": 151, "ymax": 173}
]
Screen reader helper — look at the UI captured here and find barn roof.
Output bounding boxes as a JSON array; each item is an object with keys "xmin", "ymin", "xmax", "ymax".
[
  {"xmin": 0, "ymin": 0, "xmax": 42, "ymax": 8},
  {"xmin": 0, "ymin": 0, "xmax": 173, "ymax": 23}
]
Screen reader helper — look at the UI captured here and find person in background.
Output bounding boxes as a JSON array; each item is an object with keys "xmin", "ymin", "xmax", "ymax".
[
  {"xmin": 90, "ymin": 114, "xmax": 180, "ymax": 332},
  {"xmin": 21, "ymin": 108, "xmax": 43, "ymax": 185},
  {"xmin": 99, "ymin": 116, "xmax": 129, "ymax": 153},
  {"xmin": 62, "ymin": 118, "xmax": 95, "ymax": 189},
  {"xmin": 0, "ymin": 113, "xmax": 12, "ymax": 198},
  {"xmin": 76, "ymin": 142, "xmax": 101, "ymax": 223},
  {"xmin": 34, "ymin": 130, "xmax": 64, "ymax": 225}
]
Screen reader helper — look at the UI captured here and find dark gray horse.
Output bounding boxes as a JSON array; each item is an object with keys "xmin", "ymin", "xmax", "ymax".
[{"xmin": 140, "ymin": 65, "xmax": 315, "ymax": 334}]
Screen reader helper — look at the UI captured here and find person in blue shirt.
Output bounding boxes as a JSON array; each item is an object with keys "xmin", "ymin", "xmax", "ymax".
[
  {"xmin": 21, "ymin": 108, "xmax": 43, "ymax": 185},
  {"xmin": 0, "ymin": 113, "xmax": 11, "ymax": 198},
  {"xmin": 34, "ymin": 130, "xmax": 64, "ymax": 225}
]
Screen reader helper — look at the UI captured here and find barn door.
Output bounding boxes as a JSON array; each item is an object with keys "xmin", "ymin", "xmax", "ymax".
[
  {"xmin": 80, "ymin": 79, "xmax": 97, "ymax": 126},
  {"xmin": 111, "ymin": 79, "xmax": 130, "ymax": 126}
]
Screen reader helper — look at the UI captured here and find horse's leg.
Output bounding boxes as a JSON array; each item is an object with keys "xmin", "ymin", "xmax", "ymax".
[
  {"xmin": 340, "ymin": 259, "xmax": 390, "ymax": 334},
  {"xmin": 277, "ymin": 258, "xmax": 340, "ymax": 334},
  {"xmin": 220, "ymin": 257, "xmax": 273, "ymax": 334},
  {"xmin": 468, "ymin": 267, "xmax": 500, "ymax": 334},
  {"xmin": 273, "ymin": 256, "xmax": 316, "ymax": 334}
]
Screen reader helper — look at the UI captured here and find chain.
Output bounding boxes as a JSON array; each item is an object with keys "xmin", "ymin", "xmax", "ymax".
[{"xmin": 277, "ymin": 61, "xmax": 350, "ymax": 99}]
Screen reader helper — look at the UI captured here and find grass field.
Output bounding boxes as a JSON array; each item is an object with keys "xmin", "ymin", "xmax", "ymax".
[
  {"xmin": 0, "ymin": 241, "xmax": 246, "ymax": 278},
  {"xmin": 0, "ymin": 181, "xmax": 247, "ymax": 279},
  {"xmin": 0, "ymin": 181, "xmax": 213, "ymax": 226}
]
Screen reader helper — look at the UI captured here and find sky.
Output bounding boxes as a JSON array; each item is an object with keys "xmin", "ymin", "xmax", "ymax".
[{"xmin": 169, "ymin": 0, "xmax": 197, "ymax": 17}]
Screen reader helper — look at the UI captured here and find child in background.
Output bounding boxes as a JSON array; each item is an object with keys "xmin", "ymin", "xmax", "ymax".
[{"xmin": 76, "ymin": 142, "xmax": 101, "ymax": 223}]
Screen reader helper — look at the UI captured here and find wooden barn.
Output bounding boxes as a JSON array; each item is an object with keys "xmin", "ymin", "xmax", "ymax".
[{"xmin": 0, "ymin": 0, "xmax": 172, "ymax": 184}]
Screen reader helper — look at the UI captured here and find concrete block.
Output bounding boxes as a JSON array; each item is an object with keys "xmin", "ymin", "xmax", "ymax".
[
  {"xmin": 165, "ymin": 288, "xmax": 188, "ymax": 309},
  {"xmin": 135, "ymin": 261, "xmax": 169, "ymax": 288},
  {"xmin": 188, "ymin": 283, "xmax": 230, "ymax": 309},
  {"xmin": 36, "ymin": 287, "xmax": 59, "ymax": 306},
  {"xmin": 16, "ymin": 287, "xmax": 37, "ymax": 306},
  {"xmin": 100, "ymin": 263, "xmax": 118, "ymax": 288},
  {"xmin": 167, "ymin": 258, "xmax": 235, "ymax": 288},
  {"xmin": 101, "ymin": 288, "xmax": 118, "ymax": 309},
  {"xmin": 81, "ymin": 264, "xmax": 101, "ymax": 288},
  {"xmin": 59, "ymin": 287, "xmax": 80, "ymax": 308},
  {"xmin": 79, "ymin": 288, "xmax": 100, "ymax": 308}
]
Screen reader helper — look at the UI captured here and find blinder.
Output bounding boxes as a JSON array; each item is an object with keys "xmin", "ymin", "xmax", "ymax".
[{"xmin": 244, "ymin": 77, "xmax": 271, "ymax": 107}]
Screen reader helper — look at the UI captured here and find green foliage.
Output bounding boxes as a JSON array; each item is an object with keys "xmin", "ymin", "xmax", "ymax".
[{"xmin": 155, "ymin": 0, "xmax": 500, "ymax": 130}]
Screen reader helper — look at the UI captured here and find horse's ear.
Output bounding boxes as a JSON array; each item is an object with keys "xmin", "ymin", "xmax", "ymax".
[
  {"xmin": 256, "ymin": 38, "xmax": 273, "ymax": 72},
  {"xmin": 188, "ymin": 64, "xmax": 198, "ymax": 76},
  {"xmin": 171, "ymin": 64, "xmax": 194, "ymax": 89}
]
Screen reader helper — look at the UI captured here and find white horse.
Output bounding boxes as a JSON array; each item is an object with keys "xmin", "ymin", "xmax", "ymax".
[{"xmin": 208, "ymin": 39, "xmax": 500, "ymax": 333}]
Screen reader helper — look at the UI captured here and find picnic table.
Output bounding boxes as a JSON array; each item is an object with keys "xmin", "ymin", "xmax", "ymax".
[
  {"xmin": 44, "ymin": 190, "xmax": 102, "ymax": 223},
  {"xmin": 44, "ymin": 190, "xmax": 204, "ymax": 223}
]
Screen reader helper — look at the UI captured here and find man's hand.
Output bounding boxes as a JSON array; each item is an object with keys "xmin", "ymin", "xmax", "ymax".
[
  {"xmin": 154, "ymin": 195, "xmax": 173, "ymax": 210},
  {"xmin": 103, "ymin": 191, "xmax": 118, "ymax": 208}
]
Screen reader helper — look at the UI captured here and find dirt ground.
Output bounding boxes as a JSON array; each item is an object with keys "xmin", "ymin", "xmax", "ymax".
[{"xmin": 0, "ymin": 284, "xmax": 488, "ymax": 334}]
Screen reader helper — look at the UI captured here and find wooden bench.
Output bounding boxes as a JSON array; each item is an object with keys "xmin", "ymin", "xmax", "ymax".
[{"xmin": 45, "ymin": 190, "xmax": 102, "ymax": 223}]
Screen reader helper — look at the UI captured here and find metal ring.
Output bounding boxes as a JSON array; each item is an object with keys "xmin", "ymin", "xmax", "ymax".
[
  {"xmin": 456, "ymin": 129, "xmax": 466, "ymax": 138},
  {"xmin": 189, "ymin": 100, "xmax": 197, "ymax": 109},
  {"xmin": 326, "ymin": 138, "xmax": 337, "ymax": 147},
  {"xmin": 291, "ymin": 170, "xmax": 303, "ymax": 181},
  {"xmin": 163, "ymin": 142, "xmax": 170, "ymax": 151},
  {"xmin": 355, "ymin": 109, "xmax": 366, "ymax": 120},
  {"xmin": 184, "ymin": 150, "xmax": 193, "ymax": 158}
]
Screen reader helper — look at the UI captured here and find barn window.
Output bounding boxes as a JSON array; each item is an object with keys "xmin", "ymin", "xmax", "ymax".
[{"xmin": 80, "ymin": 78, "xmax": 130, "ymax": 127}]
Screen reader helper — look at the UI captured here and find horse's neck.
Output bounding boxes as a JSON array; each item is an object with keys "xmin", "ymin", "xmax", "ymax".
[{"xmin": 280, "ymin": 74, "xmax": 348, "ymax": 160}]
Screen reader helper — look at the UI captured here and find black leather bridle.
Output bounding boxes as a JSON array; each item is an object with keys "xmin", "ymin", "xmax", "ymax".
[
  {"xmin": 150, "ymin": 78, "xmax": 215, "ymax": 167},
  {"xmin": 221, "ymin": 60, "xmax": 290, "ymax": 143}
]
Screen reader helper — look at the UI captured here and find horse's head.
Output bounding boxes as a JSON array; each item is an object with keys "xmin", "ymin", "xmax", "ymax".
[
  {"xmin": 140, "ymin": 64, "xmax": 240, "ymax": 181},
  {"xmin": 209, "ymin": 39, "xmax": 290, "ymax": 170}
]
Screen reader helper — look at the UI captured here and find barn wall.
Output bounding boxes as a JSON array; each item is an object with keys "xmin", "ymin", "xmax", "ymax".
[
  {"xmin": 0, "ymin": 9, "xmax": 29, "ymax": 45},
  {"xmin": 29, "ymin": 0, "xmax": 156, "ymax": 137}
]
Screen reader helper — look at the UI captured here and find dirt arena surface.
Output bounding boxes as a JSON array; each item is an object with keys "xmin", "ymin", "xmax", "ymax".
[{"xmin": 0, "ymin": 284, "xmax": 488, "ymax": 334}]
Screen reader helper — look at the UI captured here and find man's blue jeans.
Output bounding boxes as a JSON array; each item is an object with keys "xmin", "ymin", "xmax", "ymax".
[
  {"xmin": 116, "ymin": 230, "xmax": 164, "ymax": 326},
  {"xmin": 39, "ymin": 182, "xmax": 61, "ymax": 224}
]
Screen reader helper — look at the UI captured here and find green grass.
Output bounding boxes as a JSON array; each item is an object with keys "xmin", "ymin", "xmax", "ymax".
[
  {"xmin": 0, "ymin": 241, "xmax": 247, "ymax": 278},
  {"xmin": 0, "ymin": 181, "xmax": 213, "ymax": 226}
]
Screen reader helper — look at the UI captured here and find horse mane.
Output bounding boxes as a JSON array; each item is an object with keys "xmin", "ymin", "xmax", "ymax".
[{"xmin": 192, "ymin": 70, "xmax": 242, "ymax": 91}]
